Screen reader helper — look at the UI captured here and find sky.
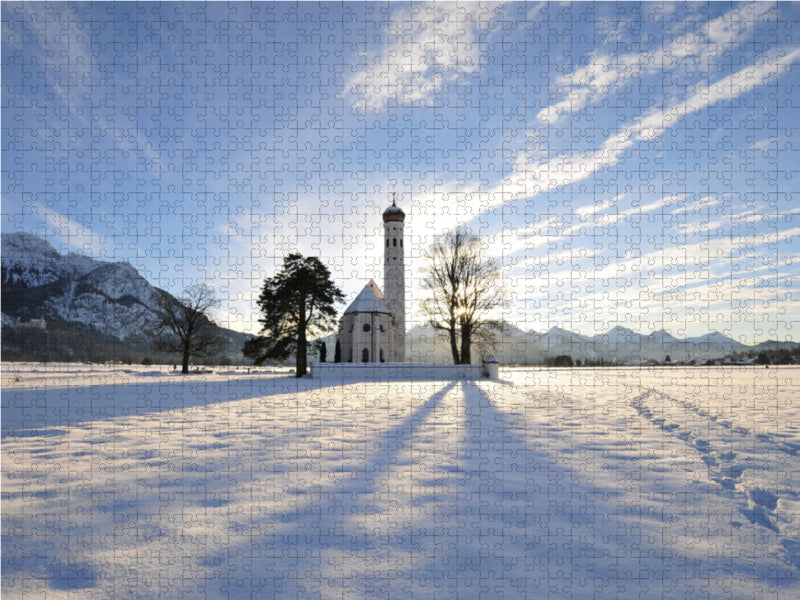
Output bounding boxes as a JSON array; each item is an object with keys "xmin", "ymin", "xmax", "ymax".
[{"xmin": 2, "ymin": 1, "xmax": 799, "ymax": 344}]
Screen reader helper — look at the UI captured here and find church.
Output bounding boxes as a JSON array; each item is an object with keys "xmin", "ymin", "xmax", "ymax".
[{"xmin": 335, "ymin": 195, "xmax": 406, "ymax": 363}]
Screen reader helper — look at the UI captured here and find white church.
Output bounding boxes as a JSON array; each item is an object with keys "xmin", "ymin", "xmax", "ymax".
[{"xmin": 335, "ymin": 195, "xmax": 406, "ymax": 363}]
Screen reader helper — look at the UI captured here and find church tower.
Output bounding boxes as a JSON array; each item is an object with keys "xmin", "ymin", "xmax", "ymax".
[{"xmin": 383, "ymin": 193, "xmax": 406, "ymax": 362}]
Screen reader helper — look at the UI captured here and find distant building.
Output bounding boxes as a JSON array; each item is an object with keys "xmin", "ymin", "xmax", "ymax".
[
  {"xmin": 336, "ymin": 196, "xmax": 406, "ymax": 363},
  {"xmin": 28, "ymin": 317, "xmax": 47, "ymax": 330},
  {"xmin": 6, "ymin": 316, "xmax": 47, "ymax": 330}
]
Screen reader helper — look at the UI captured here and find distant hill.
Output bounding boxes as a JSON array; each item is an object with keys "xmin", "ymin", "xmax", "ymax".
[{"xmin": 1, "ymin": 232, "xmax": 251, "ymax": 363}]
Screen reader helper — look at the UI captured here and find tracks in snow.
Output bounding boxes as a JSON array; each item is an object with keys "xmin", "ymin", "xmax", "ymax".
[{"xmin": 631, "ymin": 388, "xmax": 800, "ymax": 569}]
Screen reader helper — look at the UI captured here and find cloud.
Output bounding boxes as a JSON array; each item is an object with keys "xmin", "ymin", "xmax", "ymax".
[
  {"xmin": 590, "ymin": 226, "xmax": 800, "ymax": 282},
  {"xmin": 10, "ymin": 3, "xmax": 162, "ymax": 169},
  {"xmin": 670, "ymin": 195, "xmax": 723, "ymax": 215},
  {"xmin": 705, "ymin": 2, "xmax": 774, "ymax": 46},
  {"xmin": 637, "ymin": 46, "xmax": 800, "ymax": 141},
  {"xmin": 495, "ymin": 43, "xmax": 800, "ymax": 212},
  {"xmin": 513, "ymin": 223, "xmax": 799, "ymax": 342},
  {"xmin": 344, "ymin": 3, "xmax": 487, "ymax": 112},
  {"xmin": 537, "ymin": 3, "xmax": 778, "ymax": 127},
  {"xmin": 574, "ymin": 195, "xmax": 621, "ymax": 218},
  {"xmin": 29, "ymin": 202, "xmax": 119, "ymax": 258}
]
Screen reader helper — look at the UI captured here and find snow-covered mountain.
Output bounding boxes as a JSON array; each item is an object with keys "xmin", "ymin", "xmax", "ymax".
[
  {"xmin": 1, "ymin": 232, "xmax": 250, "ymax": 362},
  {"xmin": 2, "ymin": 232, "xmax": 98, "ymax": 286}
]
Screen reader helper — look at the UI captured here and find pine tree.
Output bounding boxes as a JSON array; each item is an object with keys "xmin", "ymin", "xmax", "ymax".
[{"xmin": 244, "ymin": 254, "xmax": 343, "ymax": 377}]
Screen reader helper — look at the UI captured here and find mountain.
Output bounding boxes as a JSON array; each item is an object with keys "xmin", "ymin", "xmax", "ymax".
[
  {"xmin": 1, "ymin": 232, "xmax": 251, "ymax": 363},
  {"xmin": 405, "ymin": 322, "xmax": 780, "ymax": 365}
]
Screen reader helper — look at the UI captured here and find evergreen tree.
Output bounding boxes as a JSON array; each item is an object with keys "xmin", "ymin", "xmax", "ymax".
[{"xmin": 244, "ymin": 254, "xmax": 343, "ymax": 377}]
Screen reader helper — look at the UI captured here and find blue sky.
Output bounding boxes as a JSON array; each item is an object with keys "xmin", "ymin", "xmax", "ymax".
[{"xmin": 3, "ymin": 2, "xmax": 799, "ymax": 343}]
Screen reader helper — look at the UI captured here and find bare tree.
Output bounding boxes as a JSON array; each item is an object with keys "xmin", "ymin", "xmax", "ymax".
[
  {"xmin": 154, "ymin": 284, "xmax": 223, "ymax": 373},
  {"xmin": 421, "ymin": 228, "xmax": 505, "ymax": 364}
]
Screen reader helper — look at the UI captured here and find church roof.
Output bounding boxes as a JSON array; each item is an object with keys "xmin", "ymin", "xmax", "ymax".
[{"xmin": 343, "ymin": 280, "xmax": 392, "ymax": 315}]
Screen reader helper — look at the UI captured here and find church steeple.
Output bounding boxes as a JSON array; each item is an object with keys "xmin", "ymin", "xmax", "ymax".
[{"xmin": 383, "ymin": 193, "xmax": 406, "ymax": 362}]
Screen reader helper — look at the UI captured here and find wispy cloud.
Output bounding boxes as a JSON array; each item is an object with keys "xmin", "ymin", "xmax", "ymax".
[
  {"xmin": 344, "ymin": 3, "xmax": 487, "ymax": 111},
  {"xmin": 537, "ymin": 2, "xmax": 776, "ymax": 126},
  {"xmin": 670, "ymin": 195, "xmax": 724, "ymax": 215},
  {"xmin": 574, "ymin": 196, "xmax": 620, "ymax": 218},
  {"xmin": 637, "ymin": 46, "xmax": 800, "ymax": 141},
  {"xmin": 29, "ymin": 202, "xmax": 119, "ymax": 258},
  {"xmin": 494, "ymin": 44, "xmax": 800, "ymax": 211},
  {"xmin": 9, "ymin": 3, "xmax": 162, "ymax": 169}
]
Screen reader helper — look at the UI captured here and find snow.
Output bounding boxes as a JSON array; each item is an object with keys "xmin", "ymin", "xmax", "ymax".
[
  {"xmin": 1, "ymin": 232, "xmax": 100, "ymax": 286},
  {"xmin": 2, "ymin": 363, "xmax": 799, "ymax": 598}
]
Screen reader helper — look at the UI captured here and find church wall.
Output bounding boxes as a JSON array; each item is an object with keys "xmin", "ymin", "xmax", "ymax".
[
  {"xmin": 337, "ymin": 312, "xmax": 391, "ymax": 363},
  {"xmin": 337, "ymin": 314, "xmax": 354, "ymax": 362}
]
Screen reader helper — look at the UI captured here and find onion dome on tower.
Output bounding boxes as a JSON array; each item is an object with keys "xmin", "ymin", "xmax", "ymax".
[{"xmin": 383, "ymin": 193, "xmax": 405, "ymax": 222}]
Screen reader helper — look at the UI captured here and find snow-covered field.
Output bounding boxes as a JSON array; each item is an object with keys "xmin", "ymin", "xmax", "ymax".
[{"xmin": 2, "ymin": 363, "xmax": 799, "ymax": 599}]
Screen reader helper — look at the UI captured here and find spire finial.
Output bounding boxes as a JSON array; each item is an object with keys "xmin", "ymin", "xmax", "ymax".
[{"xmin": 392, "ymin": 192, "xmax": 396, "ymax": 206}]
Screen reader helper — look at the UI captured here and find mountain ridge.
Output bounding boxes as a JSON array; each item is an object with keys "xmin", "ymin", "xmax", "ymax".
[
  {"xmin": 403, "ymin": 322, "xmax": 793, "ymax": 365},
  {"xmin": 1, "ymin": 232, "xmax": 250, "ymax": 363}
]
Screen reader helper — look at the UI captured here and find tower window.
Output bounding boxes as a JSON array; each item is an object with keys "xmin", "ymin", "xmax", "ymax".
[
  {"xmin": 386, "ymin": 239, "xmax": 389, "ymax": 247},
  {"xmin": 400, "ymin": 239, "xmax": 403, "ymax": 247},
  {"xmin": 393, "ymin": 238, "xmax": 396, "ymax": 247},
  {"xmin": 362, "ymin": 348, "xmax": 369, "ymax": 362},
  {"xmin": 362, "ymin": 323, "xmax": 371, "ymax": 332}
]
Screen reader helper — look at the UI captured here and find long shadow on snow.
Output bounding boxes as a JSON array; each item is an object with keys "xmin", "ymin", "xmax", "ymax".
[
  {"xmin": 194, "ymin": 381, "xmax": 459, "ymax": 598},
  {"xmin": 1, "ymin": 375, "xmax": 354, "ymax": 436},
  {"xmin": 268, "ymin": 380, "xmax": 459, "ymax": 540},
  {"xmin": 234, "ymin": 380, "xmax": 615, "ymax": 598}
]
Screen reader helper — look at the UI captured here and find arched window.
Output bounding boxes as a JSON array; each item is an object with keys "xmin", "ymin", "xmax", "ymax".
[
  {"xmin": 361, "ymin": 348, "xmax": 369, "ymax": 363},
  {"xmin": 379, "ymin": 348, "xmax": 385, "ymax": 363},
  {"xmin": 393, "ymin": 238, "xmax": 397, "ymax": 247},
  {"xmin": 386, "ymin": 239, "xmax": 389, "ymax": 247}
]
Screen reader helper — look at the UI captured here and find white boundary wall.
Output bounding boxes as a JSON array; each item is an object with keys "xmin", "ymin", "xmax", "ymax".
[{"xmin": 311, "ymin": 362, "xmax": 489, "ymax": 381}]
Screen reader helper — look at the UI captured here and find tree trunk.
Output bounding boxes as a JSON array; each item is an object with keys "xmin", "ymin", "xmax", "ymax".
[
  {"xmin": 182, "ymin": 346, "xmax": 190, "ymax": 374},
  {"xmin": 448, "ymin": 318, "xmax": 460, "ymax": 364},
  {"xmin": 296, "ymin": 301, "xmax": 307, "ymax": 377},
  {"xmin": 460, "ymin": 321, "xmax": 472, "ymax": 364},
  {"xmin": 296, "ymin": 334, "xmax": 307, "ymax": 377}
]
